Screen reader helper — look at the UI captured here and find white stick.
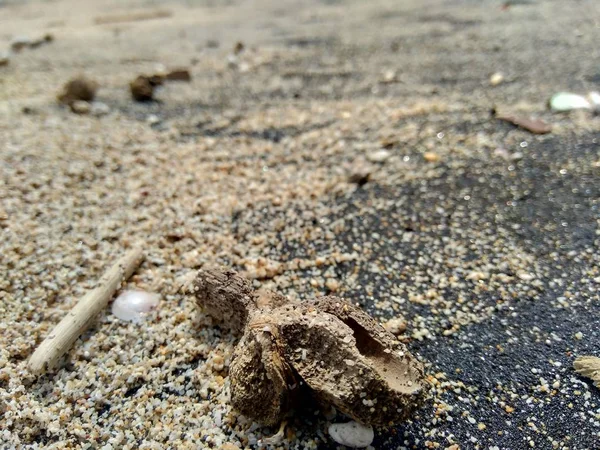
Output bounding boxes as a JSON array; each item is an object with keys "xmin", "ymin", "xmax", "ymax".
[{"xmin": 28, "ymin": 246, "xmax": 144, "ymax": 374}]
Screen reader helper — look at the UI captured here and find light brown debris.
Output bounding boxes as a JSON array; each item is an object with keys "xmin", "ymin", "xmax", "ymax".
[
  {"xmin": 94, "ymin": 9, "xmax": 172, "ymax": 25},
  {"xmin": 191, "ymin": 267, "xmax": 428, "ymax": 426},
  {"xmin": 423, "ymin": 152, "xmax": 440, "ymax": 163},
  {"xmin": 573, "ymin": 356, "xmax": 600, "ymax": 388},
  {"xmin": 166, "ymin": 68, "xmax": 192, "ymax": 82},
  {"xmin": 496, "ymin": 113, "xmax": 552, "ymax": 135}
]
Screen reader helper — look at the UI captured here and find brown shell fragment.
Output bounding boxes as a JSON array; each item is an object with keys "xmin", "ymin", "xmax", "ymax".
[
  {"xmin": 229, "ymin": 324, "xmax": 298, "ymax": 426},
  {"xmin": 191, "ymin": 268, "xmax": 428, "ymax": 426},
  {"xmin": 191, "ymin": 267, "xmax": 257, "ymax": 334},
  {"xmin": 262, "ymin": 301, "xmax": 427, "ymax": 425}
]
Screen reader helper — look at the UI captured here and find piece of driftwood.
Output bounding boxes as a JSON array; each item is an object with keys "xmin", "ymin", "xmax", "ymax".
[
  {"xmin": 191, "ymin": 267, "xmax": 428, "ymax": 426},
  {"xmin": 28, "ymin": 246, "xmax": 144, "ymax": 374},
  {"xmin": 94, "ymin": 9, "xmax": 172, "ymax": 25},
  {"xmin": 496, "ymin": 113, "xmax": 552, "ymax": 134}
]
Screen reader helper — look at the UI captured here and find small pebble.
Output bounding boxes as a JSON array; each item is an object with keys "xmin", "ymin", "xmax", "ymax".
[
  {"xmin": 58, "ymin": 76, "xmax": 98, "ymax": 105},
  {"xmin": 381, "ymin": 69, "xmax": 397, "ymax": 83},
  {"xmin": 130, "ymin": 76, "xmax": 155, "ymax": 101},
  {"xmin": 424, "ymin": 152, "xmax": 440, "ymax": 162},
  {"xmin": 112, "ymin": 290, "xmax": 160, "ymax": 323},
  {"xmin": 70, "ymin": 100, "xmax": 91, "ymax": 115},
  {"xmin": 384, "ymin": 317, "xmax": 407, "ymax": 335},
  {"xmin": 233, "ymin": 41, "xmax": 245, "ymax": 54},
  {"xmin": 147, "ymin": 114, "xmax": 161, "ymax": 125},
  {"xmin": 90, "ymin": 102, "xmax": 110, "ymax": 117},
  {"xmin": 367, "ymin": 149, "xmax": 391, "ymax": 163},
  {"xmin": 328, "ymin": 421, "xmax": 374, "ymax": 448},
  {"xmin": 0, "ymin": 51, "xmax": 9, "ymax": 67},
  {"xmin": 489, "ymin": 72, "xmax": 504, "ymax": 86}
]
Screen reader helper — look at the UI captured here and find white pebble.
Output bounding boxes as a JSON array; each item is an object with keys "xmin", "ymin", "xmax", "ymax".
[
  {"xmin": 328, "ymin": 421, "xmax": 374, "ymax": 448},
  {"xmin": 549, "ymin": 92, "xmax": 591, "ymax": 112},
  {"xmin": 489, "ymin": 72, "xmax": 504, "ymax": 86},
  {"xmin": 90, "ymin": 102, "xmax": 110, "ymax": 117},
  {"xmin": 71, "ymin": 100, "xmax": 91, "ymax": 115},
  {"xmin": 112, "ymin": 290, "xmax": 160, "ymax": 323},
  {"xmin": 366, "ymin": 149, "xmax": 391, "ymax": 163}
]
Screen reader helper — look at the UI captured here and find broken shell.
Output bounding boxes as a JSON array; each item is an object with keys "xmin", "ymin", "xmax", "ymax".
[
  {"xmin": 191, "ymin": 267, "xmax": 257, "ymax": 333},
  {"xmin": 191, "ymin": 269, "xmax": 428, "ymax": 426},
  {"xmin": 328, "ymin": 421, "xmax": 374, "ymax": 448},
  {"xmin": 232, "ymin": 299, "xmax": 427, "ymax": 426},
  {"xmin": 229, "ymin": 323, "xmax": 298, "ymax": 426},
  {"xmin": 191, "ymin": 267, "xmax": 290, "ymax": 334},
  {"xmin": 111, "ymin": 290, "xmax": 159, "ymax": 322}
]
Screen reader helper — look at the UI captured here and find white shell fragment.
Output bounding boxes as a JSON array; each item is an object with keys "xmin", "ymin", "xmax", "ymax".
[
  {"xmin": 112, "ymin": 290, "xmax": 160, "ymax": 322},
  {"xmin": 549, "ymin": 92, "xmax": 591, "ymax": 112},
  {"xmin": 328, "ymin": 421, "xmax": 374, "ymax": 448}
]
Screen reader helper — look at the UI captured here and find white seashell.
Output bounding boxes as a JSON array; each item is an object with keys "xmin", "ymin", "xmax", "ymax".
[
  {"xmin": 112, "ymin": 290, "xmax": 160, "ymax": 323},
  {"xmin": 549, "ymin": 92, "xmax": 591, "ymax": 112},
  {"xmin": 328, "ymin": 421, "xmax": 374, "ymax": 448}
]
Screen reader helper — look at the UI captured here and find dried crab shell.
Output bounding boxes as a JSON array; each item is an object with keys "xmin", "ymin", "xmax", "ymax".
[
  {"xmin": 192, "ymin": 268, "xmax": 428, "ymax": 426},
  {"xmin": 230, "ymin": 299, "xmax": 427, "ymax": 426}
]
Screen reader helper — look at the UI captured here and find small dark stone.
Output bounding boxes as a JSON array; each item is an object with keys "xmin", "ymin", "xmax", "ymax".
[{"xmin": 130, "ymin": 76, "xmax": 154, "ymax": 102}]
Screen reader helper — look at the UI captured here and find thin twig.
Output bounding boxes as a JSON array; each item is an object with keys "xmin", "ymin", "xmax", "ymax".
[{"xmin": 28, "ymin": 246, "xmax": 144, "ymax": 374}]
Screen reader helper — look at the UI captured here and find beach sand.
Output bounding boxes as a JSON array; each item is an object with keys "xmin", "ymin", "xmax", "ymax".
[{"xmin": 1, "ymin": 0, "xmax": 599, "ymax": 448}]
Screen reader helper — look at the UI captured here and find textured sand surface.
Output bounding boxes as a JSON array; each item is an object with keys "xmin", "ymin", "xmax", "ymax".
[{"xmin": 1, "ymin": 0, "xmax": 599, "ymax": 448}]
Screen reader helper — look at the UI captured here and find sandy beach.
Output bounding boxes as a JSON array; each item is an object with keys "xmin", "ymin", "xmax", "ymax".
[{"xmin": 1, "ymin": 0, "xmax": 599, "ymax": 448}]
